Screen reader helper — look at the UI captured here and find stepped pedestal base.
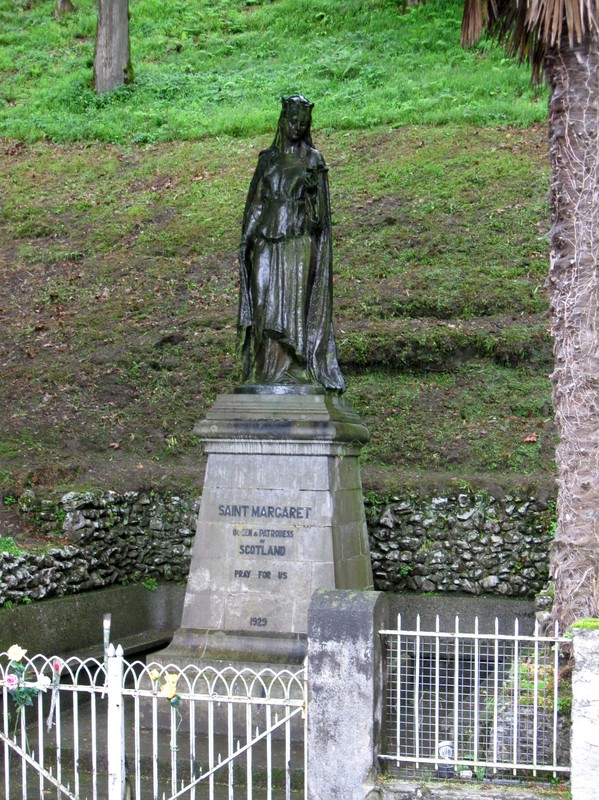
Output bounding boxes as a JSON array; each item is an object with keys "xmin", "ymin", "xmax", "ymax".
[{"xmin": 160, "ymin": 385, "xmax": 372, "ymax": 669}]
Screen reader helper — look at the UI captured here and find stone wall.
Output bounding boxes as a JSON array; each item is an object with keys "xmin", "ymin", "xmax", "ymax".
[
  {"xmin": 0, "ymin": 489, "xmax": 553, "ymax": 606},
  {"xmin": 0, "ymin": 490, "xmax": 199, "ymax": 606},
  {"xmin": 369, "ymin": 492, "xmax": 552, "ymax": 596}
]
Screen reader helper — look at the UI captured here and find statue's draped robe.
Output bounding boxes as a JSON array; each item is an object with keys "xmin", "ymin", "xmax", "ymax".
[{"xmin": 237, "ymin": 145, "xmax": 345, "ymax": 392}]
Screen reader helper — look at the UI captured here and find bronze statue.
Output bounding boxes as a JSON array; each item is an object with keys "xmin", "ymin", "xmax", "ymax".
[{"xmin": 237, "ymin": 96, "xmax": 345, "ymax": 392}]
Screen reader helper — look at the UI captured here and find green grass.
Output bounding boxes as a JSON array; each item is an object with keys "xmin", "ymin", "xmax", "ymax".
[
  {"xmin": 0, "ymin": 536, "xmax": 24, "ymax": 556},
  {"xmin": 329, "ymin": 126, "xmax": 550, "ymax": 323},
  {"xmin": 570, "ymin": 618, "xmax": 599, "ymax": 630},
  {"xmin": 347, "ymin": 362, "xmax": 554, "ymax": 475},
  {"xmin": 0, "ymin": 0, "xmax": 546, "ymax": 143}
]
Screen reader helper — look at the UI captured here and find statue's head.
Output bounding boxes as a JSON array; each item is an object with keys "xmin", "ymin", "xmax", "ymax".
[{"xmin": 275, "ymin": 95, "xmax": 314, "ymax": 147}]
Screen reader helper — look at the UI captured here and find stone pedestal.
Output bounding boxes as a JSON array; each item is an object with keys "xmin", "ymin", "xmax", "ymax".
[{"xmin": 164, "ymin": 385, "xmax": 372, "ymax": 667}]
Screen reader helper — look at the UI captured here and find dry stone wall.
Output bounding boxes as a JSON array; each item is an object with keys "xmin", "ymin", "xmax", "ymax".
[
  {"xmin": 368, "ymin": 492, "xmax": 552, "ymax": 596},
  {"xmin": 0, "ymin": 489, "xmax": 553, "ymax": 606},
  {"xmin": 0, "ymin": 490, "xmax": 199, "ymax": 606}
]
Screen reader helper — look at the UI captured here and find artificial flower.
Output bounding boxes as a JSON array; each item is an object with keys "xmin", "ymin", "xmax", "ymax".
[
  {"xmin": 159, "ymin": 679, "xmax": 178, "ymax": 700},
  {"xmin": 149, "ymin": 669, "xmax": 161, "ymax": 682},
  {"xmin": 5, "ymin": 674, "xmax": 18, "ymax": 690},
  {"xmin": 36, "ymin": 675, "xmax": 52, "ymax": 691},
  {"xmin": 7, "ymin": 645, "xmax": 27, "ymax": 663}
]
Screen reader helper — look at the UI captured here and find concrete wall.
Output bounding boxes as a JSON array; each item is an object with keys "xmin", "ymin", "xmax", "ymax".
[
  {"xmin": 388, "ymin": 593, "xmax": 536, "ymax": 634},
  {"xmin": 305, "ymin": 590, "xmax": 574, "ymax": 800},
  {"xmin": 571, "ymin": 629, "xmax": 599, "ymax": 800},
  {"xmin": 376, "ymin": 781, "xmax": 568, "ymax": 799},
  {"xmin": 307, "ymin": 590, "xmax": 388, "ymax": 800},
  {"xmin": 305, "ymin": 590, "xmax": 565, "ymax": 800},
  {"xmin": 0, "ymin": 583, "xmax": 185, "ymax": 658}
]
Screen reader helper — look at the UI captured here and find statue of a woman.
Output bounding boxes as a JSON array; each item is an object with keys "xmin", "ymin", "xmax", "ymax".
[{"xmin": 237, "ymin": 96, "xmax": 345, "ymax": 392}]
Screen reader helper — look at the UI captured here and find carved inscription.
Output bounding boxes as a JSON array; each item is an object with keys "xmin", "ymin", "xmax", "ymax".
[
  {"xmin": 232, "ymin": 528, "xmax": 293, "ymax": 556},
  {"xmin": 232, "ymin": 527, "xmax": 293, "ymax": 574},
  {"xmin": 240, "ymin": 543, "xmax": 286, "ymax": 555},
  {"xmin": 233, "ymin": 569, "xmax": 288, "ymax": 581},
  {"xmin": 222, "ymin": 501, "xmax": 300, "ymax": 586},
  {"xmin": 218, "ymin": 504, "xmax": 311, "ymax": 519},
  {"xmin": 223, "ymin": 501, "xmax": 305, "ymax": 600},
  {"xmin": 234, "ymin": 569, "xmax": 251, "ymax": 578}
]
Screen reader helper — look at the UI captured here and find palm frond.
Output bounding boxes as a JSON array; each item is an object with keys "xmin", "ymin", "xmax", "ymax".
[
  {"xmin": 462, "ymin": 0, "xmax": 598, "ymax": 79},
  {"xmin": 461, "ymin": 0, "xmax": 487, "ymax": 46}
]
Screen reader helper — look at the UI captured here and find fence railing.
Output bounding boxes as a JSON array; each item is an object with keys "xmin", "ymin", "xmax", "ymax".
[
  {"xmin": 380, "ymin": 615, "xmax": 571, "ymax": 783},
  {"xmin": 0, "ymin": 645, "xmax": 306, "ymax": 800}
]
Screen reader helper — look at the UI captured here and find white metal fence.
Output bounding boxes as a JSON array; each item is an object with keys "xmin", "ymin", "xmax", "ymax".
[
  {"xmin": 0, "ymin": 645, "xmax": 306, "ymax": 800},
  {"xmin": 380, "ymin": 615, "xmax": 572, "ymax": 783}
]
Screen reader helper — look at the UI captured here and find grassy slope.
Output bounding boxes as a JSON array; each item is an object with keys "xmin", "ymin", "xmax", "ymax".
[
  {"xmin": 0, "ymin": 0, "xmax": 555, "ymax": 507},
  {"xmin": 0, "ymin": 0, "xmax": 546, "ymax": 141}
]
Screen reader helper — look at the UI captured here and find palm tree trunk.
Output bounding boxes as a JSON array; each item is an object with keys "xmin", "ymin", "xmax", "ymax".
[{"xmin": 545, "ymin": 34, "xmax": 599, "ymax": 627}]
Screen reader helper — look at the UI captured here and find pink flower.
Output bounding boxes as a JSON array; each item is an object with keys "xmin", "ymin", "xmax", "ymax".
[{"xmin": 5, "ymin": 674, "xmax": 18, "ymax": 691}]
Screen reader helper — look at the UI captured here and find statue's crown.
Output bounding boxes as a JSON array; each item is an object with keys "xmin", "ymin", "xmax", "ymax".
[{"xmin": 281, "ymin": 95, "xmax": 314, "ymax": 111}]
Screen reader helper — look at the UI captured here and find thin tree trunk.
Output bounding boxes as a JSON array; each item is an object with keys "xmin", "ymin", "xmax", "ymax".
[
  {"xmin": 55, "ymin": 0, "xmax": 75, "ymax": 17},
  {"xmin": 545, "ymin": 34, "xmax": 599, "ymax": 628},
  {"xmin": 93, "ymin": 0, "xmax": 133, "ymax": 95}
]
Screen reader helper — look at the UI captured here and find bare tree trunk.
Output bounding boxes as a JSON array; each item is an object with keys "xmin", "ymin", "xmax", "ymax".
[
  {"xmin": 545, "ymin": 34, "xmax": 599, "ymax": 628},
  {"xmin": 93, "ymin": 0, "xmax": 133, "ymax": 95},
  {"xmin": 55, "ymin": 0, "xmax": 75, "ymax": 17}
]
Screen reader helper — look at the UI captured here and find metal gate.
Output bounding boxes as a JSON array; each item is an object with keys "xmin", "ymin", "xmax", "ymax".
[{"xmin": 1, "ymin": 645, "xmax": 307, "ymax": 799}]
